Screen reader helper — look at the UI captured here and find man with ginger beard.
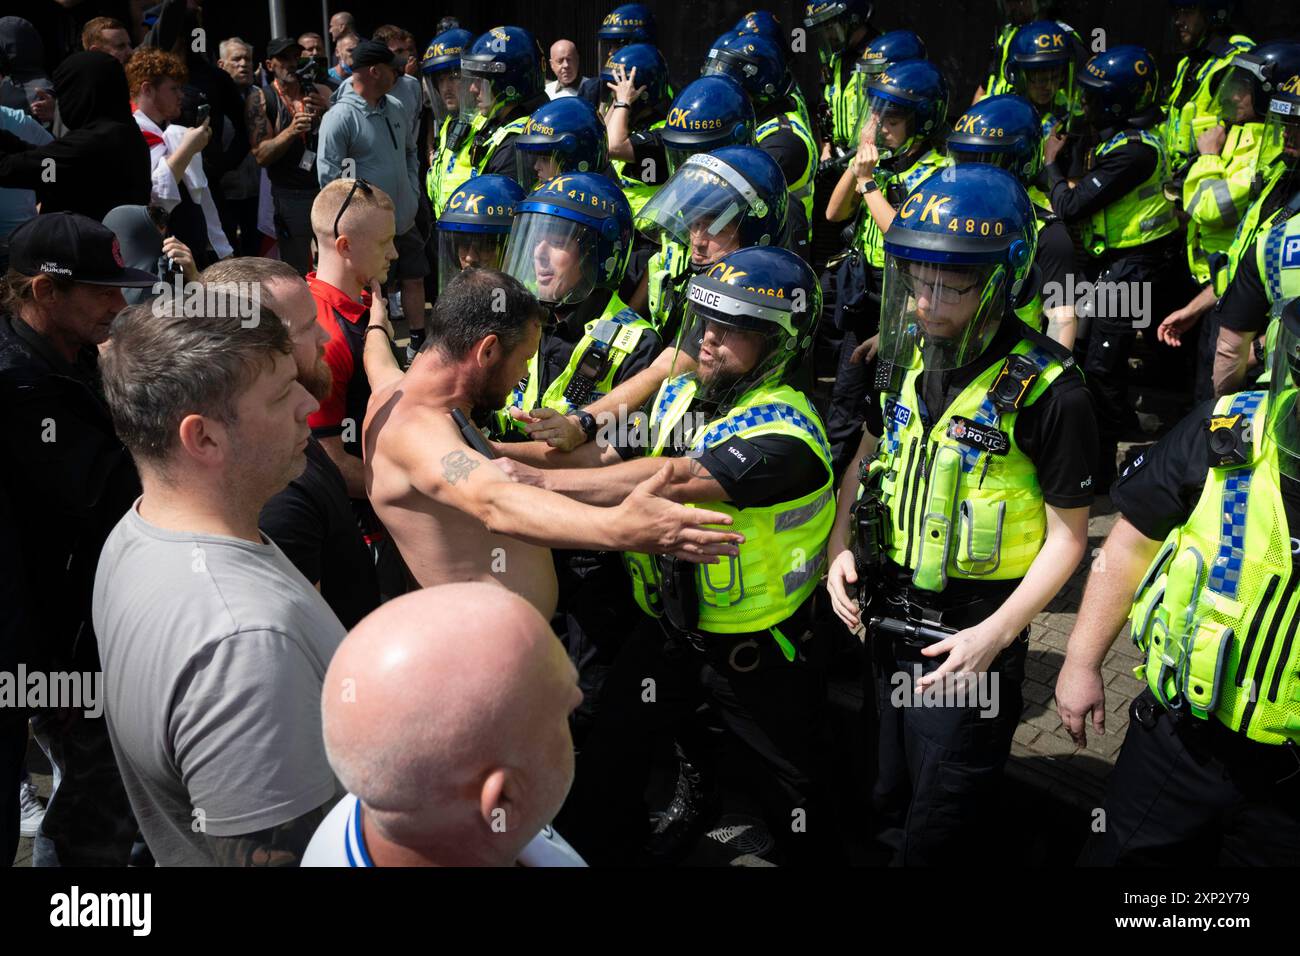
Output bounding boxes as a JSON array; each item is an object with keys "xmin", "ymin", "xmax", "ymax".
[{"xmin": 200, "ymin": 257, "xmax": 380, "ymax": 628}]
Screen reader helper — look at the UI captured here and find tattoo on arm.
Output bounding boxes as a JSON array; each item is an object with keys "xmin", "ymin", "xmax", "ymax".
[
  {"xmin": 204, "ymin": 802, "xmax": 329, "ymax": 867},
  {"xmin": 441, "ymin": 450, "xmax": 481, "ymax": 485},
  {"xmin": 246, "ymin": 87, "xmax": 270, "ymax": 146}
]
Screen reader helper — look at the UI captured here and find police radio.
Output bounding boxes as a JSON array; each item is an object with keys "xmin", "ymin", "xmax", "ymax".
[{"xmin": 562, "ymin": 341, "xmax": 614, "ymax": 406}]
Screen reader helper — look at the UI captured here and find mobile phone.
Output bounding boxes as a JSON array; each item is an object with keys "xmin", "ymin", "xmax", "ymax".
[{"xmin": 196, "ymin": 104, "xmax": 210, "ymax": 124}]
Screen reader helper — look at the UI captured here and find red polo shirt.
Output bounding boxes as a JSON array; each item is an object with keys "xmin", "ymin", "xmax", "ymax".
[{"xmin": 306, "ymin": 272, "xmax": 370, "ymax": 432}]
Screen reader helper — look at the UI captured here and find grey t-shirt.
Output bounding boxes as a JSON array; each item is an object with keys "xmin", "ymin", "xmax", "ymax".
[{"xmin": 92, "ymin": 501, "xmax": 347, "ymax": 866}]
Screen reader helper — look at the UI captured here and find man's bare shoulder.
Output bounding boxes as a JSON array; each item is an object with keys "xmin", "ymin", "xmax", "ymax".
[{"xmin": 369, "ymin": 389, "xmax": 461, "ymax": 466}]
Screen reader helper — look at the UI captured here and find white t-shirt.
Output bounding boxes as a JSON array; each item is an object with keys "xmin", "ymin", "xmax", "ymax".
[{"xmin": 302, "ymin": 793, "xmax": 587, "ymax": 867}]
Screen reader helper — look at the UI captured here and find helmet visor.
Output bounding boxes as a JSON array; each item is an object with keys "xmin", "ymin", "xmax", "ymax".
[
  {"xmin": 809, "ymin": 18, "xmax": 852, "ymax": 68},
  {"xmin": 949, "ymin": 146, "xmax": 1019, "ymax": 171},
  {"xmin": 702, "ymin": 49, "xmax": 761, "ymax": 93},
  {"xmin": 878, "ymin": 255, "xmax": 1008, "ymax": 371},
  {"xmin": 424, "ymin": 70, "xmax": 460, "ymax": 126},
  {"xmin": 634, "ymin": 159, "xmax": 770, "ymax": 265},
  {"xmin": 458, "ymin": 70, "xmax": 505, "ymax": 122},
  {"xmin": 1215, "ymin": 66, "xmax": 1259, "ymax": 125},
  {"xmin": 436, "ymin": 228, "xmax": 509, "ymax": 295},
  {"xmin": 515, "ymin": 148, "xmax": 566, "ymax": 193},
  {"xmin": 597, "ymin": 38, "xmax": 629, "ymax": 73},
  {"xmin": 1267, "ymin": 299, "xmax": 1300, "ymax": 467},
  {"xmin": 1264, "ymin": 105, "xmax": 1300, "ymax": 167},
  {"xmin": 670, "ymin": 288, "xmax": 796, "ymax": 414},
  {"xmin": 853, "ymin": 92, "xmax": 918, "ymax": 163},
  {"xmin": 502, "ymin": 212, "xmax": 600, "ymax": 307},
  {"xmin": 1014, "ymin": 63, "xmax": 1067, "ymax": 111}
]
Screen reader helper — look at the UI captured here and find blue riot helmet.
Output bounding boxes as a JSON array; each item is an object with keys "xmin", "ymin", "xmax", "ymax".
[
  {"xmin": 514, "ymin": 97, "xmax": 609, "ymax": 192},
  {"xmin": 877, "ymin": 165, "xmax": 1037, "ymax": 371},
  {"xmin": 854, "ymin": 29, "xmax": 927, "ymax": 82},
  {"xmin": 436, "ymin": 175, "xmax": 527, "ymax": 295},
  {"xmin": 702, "ymin": 32, "xmax": 786, "ymax": 111},
  {"xmin": 734, "ymin": 10, "xmax": 785, "ymax": 43},
  {"xmin": 1077, "ymin": 45, "xmax": 1161, "ymax": 129},
  {"xmin": 421, "ymin": 27, "xmax": 474, "ymax": 125},
  {"xmin": 635, "ymin": 145, "xmax": 789, "ymax": 268},
  {"xmin": 661, "ymin": 75, "xmax": 757, "ymax": 174},
  {"xmin": 847, "ymin": 31, "xmax": 928, "ymax": 142},
  {"xmin": 674, "ymin": 246, "xmax": 823, "ymax": 409},
  {"xmin": 458, "ymin": 26, "xmax": 545, "ymax": 124},
  {"xmin": 1006, "ymin": 20, "xmax": 1078, "ymax": 118},
  {"xmin": 854, "ymin": 59, "xmax": 949, "ymax": 163},
  {"xmin": 502, "ymin": 172, "xmax": 634, "ymax": 308},
  {"xmin": 597, "ymin": 3, "xmax": 657, "ymax": 70},
  {"xmin": 946, "ymin": 94, "xmax": 1044, "ymax": 184},
  {"xmin": 599, "ymin": 42, "xmax": 670, "ymax": 116},
  {"xmin": 803, "ymin": 0, "xmax": 874, "ymax": 69}
]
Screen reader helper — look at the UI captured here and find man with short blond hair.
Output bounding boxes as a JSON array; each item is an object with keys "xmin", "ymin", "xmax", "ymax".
[{"xmin": 306, "ymin": 178, "xmax": 397, "ymax": 506}]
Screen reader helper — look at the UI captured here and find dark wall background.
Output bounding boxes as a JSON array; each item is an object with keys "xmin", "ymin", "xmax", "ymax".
[{"xmin": 202, "ymin": 0, "xmax": 1300, "ymax": 110}]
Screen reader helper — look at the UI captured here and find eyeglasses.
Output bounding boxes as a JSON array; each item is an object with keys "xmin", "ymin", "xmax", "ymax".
[
  {"xmin": 333, "ymin": 178, "xmax": 374, "ymax": 238},
  {"xmin": 900, "ymin": 268, "xmax": 983, "ymax": 305}
]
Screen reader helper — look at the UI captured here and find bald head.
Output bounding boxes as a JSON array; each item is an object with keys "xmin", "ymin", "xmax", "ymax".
[
  {"xmin": 549, "ymin": 39, "xmax": 579, "ymax": 88},
  {"xmin": 322, "ymin": 583, "xmax": 582, "ymax": 865}
]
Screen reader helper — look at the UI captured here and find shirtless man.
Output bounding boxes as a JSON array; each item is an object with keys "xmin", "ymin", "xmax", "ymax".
[{"xmin": 363, "ymin": 267, "xmax": 743, "ymax": 618}]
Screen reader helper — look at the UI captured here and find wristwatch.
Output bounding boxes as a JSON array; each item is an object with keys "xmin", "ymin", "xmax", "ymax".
[
  {"xmin": 610, "ymin": 100, "xmax": 631, "ymax": 110},
  {"xmin": 575, "ymin": 410, "xmax": 598, "ymax": 442},
  {"xmin": 856, "ymin": 178, "xmax": 879, "ymax": 197}
]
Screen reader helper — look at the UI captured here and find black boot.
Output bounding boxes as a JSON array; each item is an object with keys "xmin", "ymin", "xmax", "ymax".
[{"xmin": 644, "ymin": 755, "xmax": 717, "ymax": 863}]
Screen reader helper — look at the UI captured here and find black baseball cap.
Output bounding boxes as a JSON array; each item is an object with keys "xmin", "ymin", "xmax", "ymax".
[
  {"xmin": 266, "ymin": 37, "xmax": 303, "ymax": 60},
  {"xmin": 351, "ymin": 39, "xmax": 403, "ymax": 70},
  {"xmin": 7, "ymin": 213, "xmax": 158, "ymax": 287}
]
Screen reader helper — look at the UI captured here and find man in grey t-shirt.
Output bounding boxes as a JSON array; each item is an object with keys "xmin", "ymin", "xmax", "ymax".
[{"xmin": 94, "ymin": 285, "xmax": 346, "ymax": 866}]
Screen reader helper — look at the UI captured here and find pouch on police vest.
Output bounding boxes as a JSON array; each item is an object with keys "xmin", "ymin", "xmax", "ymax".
[
  {"xmin": 1146, "ymin": 547, "xmax": 1206, "ymax": 711},
  {"xmin": 912, "ymin": 445, "xmax": 962, "ymax": 592},
  {"xmin": 1177, "ymin": 620, "xmax": 1234, "ymax": 719},
  {"xmin": 953, "ymin": 498, "xmax": 1005, "ymax": 576},
  {"xmin": 1128, "ymin": 537, "xmax": 1178, "ymax": 650},
  {"xmin": 658, "ymin": 554, "xmax": 701, "ymax": 632},
  {"xmin": 624, "ymin": 552, "xmax": 665, "ymax": 618}
]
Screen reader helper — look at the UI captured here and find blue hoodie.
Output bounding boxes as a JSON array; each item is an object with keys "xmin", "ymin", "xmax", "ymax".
[{"xmin": 316, "ymin": 81, "xmax": 419, "ymax": 235}]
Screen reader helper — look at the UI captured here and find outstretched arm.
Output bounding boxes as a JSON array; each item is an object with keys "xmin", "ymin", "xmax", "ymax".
[{"xmin": 392, "ymin": 411, "xmax": 741, "ymax": 560}]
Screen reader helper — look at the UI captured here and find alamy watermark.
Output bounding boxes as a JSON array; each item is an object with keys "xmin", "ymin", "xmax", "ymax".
[
  {"xmin": 0, "ymin": 665, "xmax": 103, "ymax": 718},
  {"xmin": 889, "ymin": 666, "xmax": 1001, "ymax": 718},
  {"xmin": 593, "ymin": 404, "xmax": 712, "ymax": 455},
  {"xmin": 1043, "ymin": 276, "xmax": 1151, "ymax": 329},
  {"xmin": 150, "ymin": 275, "xmax": 262, "ymax": 327}
]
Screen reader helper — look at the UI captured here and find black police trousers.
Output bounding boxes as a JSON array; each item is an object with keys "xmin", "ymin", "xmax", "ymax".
[
  {"xmin": 559, "ymin": 605, "xmax": 839, "ymax": 866},
  {"xmin": 871, "ymin": 627, "xmax": 1027, "ymax": 865},
  {"xmin": 1085, "ymin": 689, "xmax": 1300, "ymax": 865},
  {"xmin": 550, "ymin": 550, "xmax": 640, "ymax": 749}
]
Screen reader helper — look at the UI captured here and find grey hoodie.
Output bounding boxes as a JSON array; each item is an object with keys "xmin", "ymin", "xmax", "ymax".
[{"xmin": 316, "ymin": 81, "xmax": 419, "ymax": 235}]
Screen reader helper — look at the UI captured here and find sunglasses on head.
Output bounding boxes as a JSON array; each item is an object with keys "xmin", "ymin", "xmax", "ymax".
[{"xmin": 333, "ymin": 177, "xmax": 374, "ymax": 238}]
